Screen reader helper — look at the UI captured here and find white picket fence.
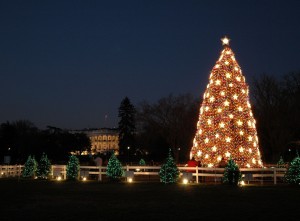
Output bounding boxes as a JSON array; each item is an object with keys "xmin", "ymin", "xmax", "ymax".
[{"xmin": 0, "ymin": 165, "xmax": 287, "ymax": 185}]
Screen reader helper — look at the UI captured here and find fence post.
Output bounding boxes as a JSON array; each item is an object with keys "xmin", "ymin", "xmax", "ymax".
[
  {"xmin": 126, "ymin": 165, "xmax": 129, "ymax": 182},
  {"xmin": 196, "ymin": 166, "xmax": 199, "ymax": 183},
  {"xmin": 98, "ymin": 166, "xmax": 102, "ymax": 181},
  {"xmin": 274, "ymin": 168, "xmax": 277, "ymax": 185},
  {"xmin": 63, "ymin": 165, "xmax": 66, "ymax": 180}
]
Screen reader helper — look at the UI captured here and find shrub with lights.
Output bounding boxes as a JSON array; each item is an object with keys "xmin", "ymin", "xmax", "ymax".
[
  {"xmin": 66, "ymin": 155, "xmax": 80, "ymax": 180},
  {"xmin": 36, "ymin": 152, "xmax": 51, "ymax": 179},
  {"xmin": 159, "ymin": 149, "xmax": 179, "ymax": 184},
  {"xmin": 222, "ymin": 158, "xmax": 241, "ymax": 185},
  {"xmin": 22, "ymin": 155, "xmax": 38, "ymax": 178},
  {"xmin": 190, "ymin": 36, "xmax": 263, "ymax": 168},
  {"xmin": 284, "ymin": 154, "xmax": 300, "ymax": 185},
  {"xmin": 106, "ymin": 152, "xmax": 124, "ymax": 182}
]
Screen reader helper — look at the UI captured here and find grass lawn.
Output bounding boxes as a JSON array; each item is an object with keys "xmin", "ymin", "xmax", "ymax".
[{"xmin": 0, "ymin": 179, "xmax": 299, "ymax": 221}]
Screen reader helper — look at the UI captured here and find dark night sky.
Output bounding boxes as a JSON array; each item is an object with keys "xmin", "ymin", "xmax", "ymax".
[{"xmin": 0, "ymin": 0, "xmax": 299, "ymax": 130}]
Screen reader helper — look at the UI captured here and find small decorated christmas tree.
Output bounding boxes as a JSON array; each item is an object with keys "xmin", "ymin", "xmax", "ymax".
[
  {"xmin": 106, "ymin": 152, "xmax": 124, "ymax": 182},
  {"xmin": 223, "ymin": 158, "xmax": 241, "ymax": 185},
  {"xmin": 66, "ymin": 155, "xmax": 80, "ymax": 180},
  {"xmin": 22, "ymin": 155, "xmax": 38, "ymax": 178},
  {"xmin": 284, "ymin": 153, "xmax": 300, "ymax": 185},
  {"xmin": 159, "ymin": 149, "xmax": 179, "ymax": 184},
  {"xmin": 139, "ymin": 158, "xmax": 146, "ymax": 166},
  {"xmin": 276, "ymin": 156, "xmax": 286, "ymax": 168},
  {"xmin": 37, "ymin": 152, "xmax": 51, "ymax": 179}
]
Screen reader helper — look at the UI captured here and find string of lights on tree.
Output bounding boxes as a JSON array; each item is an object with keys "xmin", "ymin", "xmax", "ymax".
[
  {"xmin": 22, "ymin": 155, "xmax": 37, "ymax": 178},
  {"xmin": 191, "ymin": 36, "xmax": 263, "ymax": 168},
  {"xmin": 66, "ymin": 155, "xmax": 80, "ymax": 180},
  {"xmin": 159, "ymin": 149, "xmax": 179, "ymax": 184}
]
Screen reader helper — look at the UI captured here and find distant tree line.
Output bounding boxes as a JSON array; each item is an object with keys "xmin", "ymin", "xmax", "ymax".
[
  {"xmin": 0, "ymin": 121, "xmax": 91, "ymax": 164},
  {"xmin": 251, "ymin": 71, "xmax": 300, "ymax": 163},
  {"xmin": 120, "ymin": 72, "xmax": 300, "ymax": 165}
]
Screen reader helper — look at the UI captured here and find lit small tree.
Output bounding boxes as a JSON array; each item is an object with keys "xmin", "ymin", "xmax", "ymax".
[
  {"xmin": 284, "ymin": 154, "xmax": 300, "ymax": 185},
  {"xmin": 66, "ymin": 155, "xmax": 80, "ymax": 180},
  {"xmin": 159, "ymin": 149, "xmax": 179, "ymax": 184},
  {"xmin": 37, "ymin": 152, "xmax": 51, "ymax": 179},
  {"xmin": 223, "ymin": 158, "xmax": 241, "ymax": 185},
  {"xmin": 277, "ymin": 156, "xmax": 286, "ymax": 168},
  {"xmin": 22, "ymin": 155, "xmax": 38, "ymax": 178},
  {"xmin": 106, "ymin": 152, "xmax": 124, "ymax": 182},
  {"xmin": 139, "ymin": 158, "xmax": 146, "ymax": 166}
]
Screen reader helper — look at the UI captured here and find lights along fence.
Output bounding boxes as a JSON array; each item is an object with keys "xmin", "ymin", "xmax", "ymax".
[{"xmin": 0, "ymin": 165, "xmax": 287, "ymax": 185}]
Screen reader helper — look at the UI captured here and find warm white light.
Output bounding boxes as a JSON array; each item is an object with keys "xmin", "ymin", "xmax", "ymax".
[
  {"xmin": 242, "ymin": 89, "xmax": 246, "ymax": 94},
  {"xmin": 225, "ymin": 152, "xmax": 231, "ymax": 157},
  {"xmin": 233, "ymin": 94, "xmax": 238, "ymax": 100},
  {"xmin": 197, "ymin": 150, "xmax": 202, "ymax": 156},
  {"xmin": 252, "ymin": 158, "xmax": 256, "ymax": 164},
  {"xmin": 221, "ymin": 37, "xmax": 230, "ymax": 45},
  {"xmin": 246, "ymin": 164, "xmax": 251, "ymax": 168},
  {"xmin": 215, "ymin": 133, "xmax": 220, "ymax": 138},
  {"xmin": 217, "ymin": 108, "xmax": 222, "ymax": 113},
  {"xmin": 82, "ymin": 177, "xmax": 87, "ymax": 181},
  {"xmin": 240, "ymin": 180, "xmax": 245, "ymax": 186},
  {"xmin": 248, "ymin": 148, "xmax": 253, "ymax": 153},
  {"xmin": 208, "ymin": 163, "xmax": 213, "ymax": 168},
  {"xmin": 215, "ymin": 64, "xmax": 220, "ymax": 68},
  {"xmin": 239, "ymin": 147, "xmax": 244, "ymax": 152},
  {"xmin": 229, "ymin": 114, "xmax": 234, "ymax": 119},
  {"xmin": 220, "ymin": 91, "xmax": 225, "ymax": 96},
  {"xmin": 212, "ymin": 146, "xmax": 217, "ymax": 152},
  {"xmin": 128, "ymin": 178, "xmax": 133, "ymax": 183},
  {"xmin": 209, "ymin": 96, "xmax": 215, "ymax": 102},
  {"xmin": 226, "ymin": 51, "xmax": 231, "ymax": 55},
  {"xmin": 225, "ymin": 137, "xmax": 231, "ymax": 143},
  {"xmin": 226, "ymin": 73, "xmax": 231, "ymax": 78},
  {"xmin": 236, "ymin": 76, "xmax": 241, "ymax": 81},
  {"xmin": 239, "ymin": 130, "xmax": 244, "ymax": 135},
  {"xmin": 205, "ymin": 138, "xmax": 209, "ymax": 143},
  {"xmin": 217, "ymin": 156, "xmax": 222, "ymax": 161},
  {"xmin": 215, "ymin": 80, "xmax": 221, "ymax": 85},
  {"xmin": 57, "ymin": 176, "xmax": 62, "ymax": 181},
  {"xmin": 237, "ymin": 120, "xmax": 243, "ymax": 126},
  {"xmin": 224, "ymin": 100, "xmax": 230, "ymax": 106},
  {"xmin": 199, "ymin": 129, "xmax": 202, "ymax": 134},
  {"xmin": 238, "ymin": 106, "xmax": 243, "ymax": 111},
  {"xmin": 248, "ymin": 136, "xmax": 253, "ymax": 142},
  {"xmin": 225, "ymin": 61, "xmax": 229, "ymax": 65},
  {"xmin": 229, "ymin": 83, "xmax": 233, "ymax": 87},
  {"xmin": 183, "ymin": 178, "xmax": 188, "ymax": 184},
  {"xmin": 231, "ymin": 56, "xmax": 235, "ymax": 61},
  {"xmin": 219, "ymin": 122, "xmax": 225, "ymax": 128},
  {"xmin": 207, "ymin": 119, "xmax": 212, "ymax": 125},
  {"xmin": 205, "ymin": 106, "xmax": 209, "ymax": 111},
  {"xmin": 205, "ymin": 154, "xmax": 209, "ymax": 159}
]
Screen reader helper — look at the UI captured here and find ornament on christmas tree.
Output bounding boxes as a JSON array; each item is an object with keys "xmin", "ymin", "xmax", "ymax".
[
  {"xmin": 66, "ymin": 155, "xmax": 80, "ymax": 180},
  {"xmin": 159, "ymin": 149, "xmax": 180, "ymax": 184},
  {"xmin": 190, "ymin": 36, "xmax": 263, "ymax": 168}
]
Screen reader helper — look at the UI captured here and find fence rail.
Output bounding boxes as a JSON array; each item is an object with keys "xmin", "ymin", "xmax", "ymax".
[{"xmin": 0, "ymin": 165, "xmax": 287, "ymax": 185}]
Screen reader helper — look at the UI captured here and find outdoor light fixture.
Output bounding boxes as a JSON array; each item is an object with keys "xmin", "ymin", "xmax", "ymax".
[
  {"xmin": 57, "ymin": 176, "xmax": 62, "ymax": 181},
  {"xmin": 128, "ymin": 178, "xmax": 133, "ymax": 183},
  {"xmin": 240, "ymin": 180, "xmax": 245, "ymax": 186},
  {"xmin": 82, "ymin": 177, "xmax": 87, "ymax": 181},
  {"xmin": 183, "ymin": 178, "xmax": 188, "ymax": 185}
]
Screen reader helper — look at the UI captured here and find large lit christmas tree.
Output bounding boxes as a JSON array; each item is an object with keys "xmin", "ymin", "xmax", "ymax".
[{"xmin": 190, "ymin": 37, "xmax": 263, "ymax": 168}]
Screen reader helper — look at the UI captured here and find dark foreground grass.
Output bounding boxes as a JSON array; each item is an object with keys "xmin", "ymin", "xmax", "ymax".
[{"xmin": 0, "ymin": 179, "xmax": 299, "ymax": 221}]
